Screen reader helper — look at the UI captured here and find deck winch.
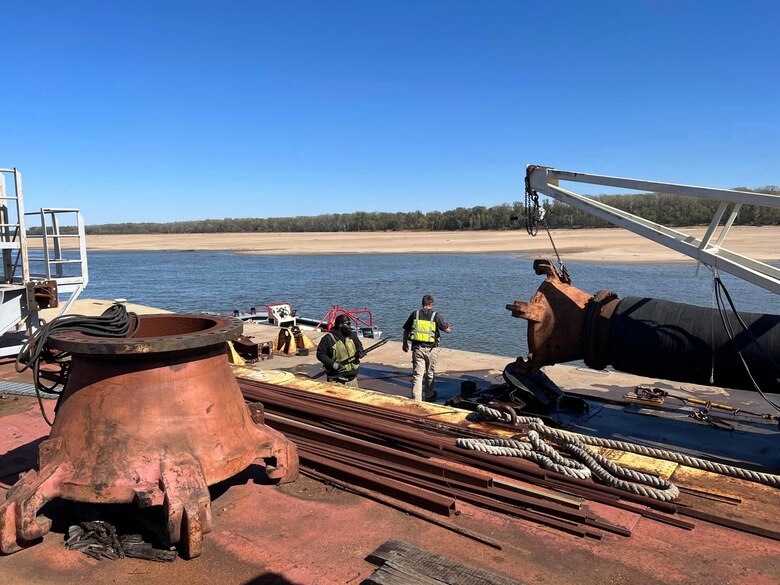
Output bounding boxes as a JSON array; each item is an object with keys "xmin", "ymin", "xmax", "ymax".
[{"xmin": 0, "ymin": 313, "xmax": 299, "ymax": 558}]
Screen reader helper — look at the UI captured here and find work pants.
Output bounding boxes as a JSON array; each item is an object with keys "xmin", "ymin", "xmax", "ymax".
[
  {"xmin": 327, "ymin": 376, "xmax": 359, "ymax": 389},
  {"xmin": 411, "ymin": 345, "xmax": 439, "ymax": 401}
]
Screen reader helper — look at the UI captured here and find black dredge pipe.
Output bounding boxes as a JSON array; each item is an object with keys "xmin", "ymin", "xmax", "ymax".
[{"xmin": 606, "ymin": 297, "xmax": 780, "ymax": 392}]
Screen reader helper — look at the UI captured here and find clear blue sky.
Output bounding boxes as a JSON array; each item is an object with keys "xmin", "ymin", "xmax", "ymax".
[{"xmin": 3, "ymin": 1, "xmax": 778, "ymax": 224}]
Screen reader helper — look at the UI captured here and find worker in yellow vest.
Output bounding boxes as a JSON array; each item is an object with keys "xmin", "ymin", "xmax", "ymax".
[
  {"xmin": 316, "ymin": 314, "xmax": 365, "ymax": 388},
  {"xmin": 402, "ymin": 295, "xmax": 451, "ymax": 401}
]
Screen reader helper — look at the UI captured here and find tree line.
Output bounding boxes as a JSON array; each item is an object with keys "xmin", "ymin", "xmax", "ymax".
[{"xmin": 82, "ymin": 186, "xmax": 780, "ymax": 234}]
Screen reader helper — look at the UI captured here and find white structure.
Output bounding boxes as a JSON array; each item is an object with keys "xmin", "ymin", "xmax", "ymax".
[
  {"xmin": 525, "ymin": 165, "xmax": 780, "ymax": 295},
  {"xmin": 0, "ymin": 168, "xmax": 89, "ymax": 356}
]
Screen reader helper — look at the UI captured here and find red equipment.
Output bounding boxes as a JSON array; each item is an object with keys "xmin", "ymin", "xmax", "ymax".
[{"xmin": 316, "ymin": 304, "xmax": 375, "ymax": 332}]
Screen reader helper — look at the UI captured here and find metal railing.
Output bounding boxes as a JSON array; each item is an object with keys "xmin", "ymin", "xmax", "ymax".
[{"xmin": 0, "ymin": 168, "xmax": 89, "ymax": 323}]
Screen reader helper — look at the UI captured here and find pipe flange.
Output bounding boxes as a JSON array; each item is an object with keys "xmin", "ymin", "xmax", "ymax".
[{"xmin": 49, "ymin": 314, "xmax": 243, "ymax": 355}]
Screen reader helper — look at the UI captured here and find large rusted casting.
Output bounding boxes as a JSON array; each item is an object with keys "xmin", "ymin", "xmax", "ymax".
[
  {"xmin": 506, "ymin": 259, "xmax": 617, "ymax": 374},
  {"xmin": 0, "ymin": 314, "xmax": 298, "ymax": 558}
]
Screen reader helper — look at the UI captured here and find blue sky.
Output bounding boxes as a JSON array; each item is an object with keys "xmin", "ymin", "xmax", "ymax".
[{"xmin": 2, "ymin": 1, "xmax": 778, "ymax": 224}]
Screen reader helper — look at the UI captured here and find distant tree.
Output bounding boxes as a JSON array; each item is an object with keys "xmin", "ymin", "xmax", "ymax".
[{"xmin": 81, "ymin": 186, "xmax": 779, "ymax": 235}]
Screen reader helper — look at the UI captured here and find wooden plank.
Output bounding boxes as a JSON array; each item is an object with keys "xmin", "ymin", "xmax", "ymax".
[
  {"xmin": 366, "ymin": 540, "xmax": 525, "ymax": 585},
  {"xmin": 364, "ymin": 559, "xmax": 447, "ymax": 585}
]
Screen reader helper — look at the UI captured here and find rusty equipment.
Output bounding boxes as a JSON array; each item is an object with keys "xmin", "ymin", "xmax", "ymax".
[
  {"xmin": 506, "ymin": 259, "xmax": 780, "ymax": 392},
  {"xmin": 227, "ymin": 336, "xmax": 273, "ymax": 365},
  {"xmin": 231, "ymin": 336, "xmax": 273, "ymax": 362},
  {"xmin": 0, "ymin": 314, "xmax": 298, "ymax": 559},
  {"xmin": 274, "ymin": 325, "xmax": 315, "ymax": 355},
  {"xmin": 238, "ymin": 377, "xmax": 780, "ymax": 542}
]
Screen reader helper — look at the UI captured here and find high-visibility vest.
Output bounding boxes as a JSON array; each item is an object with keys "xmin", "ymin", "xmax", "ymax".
[
  {"xmin": 326, "ymin": 333, "xmax": 359, "ymax": 374},
  {"xmin": 410, "ymin": 310, "xmax": 437, "ymax": 344}
]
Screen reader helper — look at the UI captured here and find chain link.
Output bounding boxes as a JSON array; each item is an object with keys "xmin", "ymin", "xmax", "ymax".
[
  {"xmin": 524, "ymin": 165, "xmax": 540, "ymax": 236},
  {"xmin": 524, "ymin": 166, "xmax": 571, "ymax": 283}
]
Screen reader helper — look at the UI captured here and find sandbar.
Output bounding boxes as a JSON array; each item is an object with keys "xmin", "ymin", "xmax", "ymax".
[{"xmin": 76, "ymin": 226, "xmax": 780, "ymax": 264}]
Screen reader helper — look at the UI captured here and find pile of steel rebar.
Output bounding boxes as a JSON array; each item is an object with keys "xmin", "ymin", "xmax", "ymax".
[{"xmin": 238, "ymin": 378, "xmax": 780, "ymax": 544}]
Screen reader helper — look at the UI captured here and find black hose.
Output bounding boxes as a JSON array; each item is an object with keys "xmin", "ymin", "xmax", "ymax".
[
  {"xmin": 607, "ymin": 296, "xmax": 780, "ymax": 394},
  {"xmin": 16, "ymin": 303, "xmax": 139, "ymax": 425}
]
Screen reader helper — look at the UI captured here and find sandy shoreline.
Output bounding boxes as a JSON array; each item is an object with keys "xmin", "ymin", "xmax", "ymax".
[{"xmin": 75, "ymin": 226, "xmax": 779, "ymax": 264}]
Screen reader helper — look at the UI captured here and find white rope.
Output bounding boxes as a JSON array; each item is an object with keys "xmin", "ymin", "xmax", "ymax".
[
  {"xmin": 473, "ymin": 404, "xmax": 780, "ymax": 489},
  {"xmin": 457, "ymin": 407, "xmax": 683, "ymax": 500}
]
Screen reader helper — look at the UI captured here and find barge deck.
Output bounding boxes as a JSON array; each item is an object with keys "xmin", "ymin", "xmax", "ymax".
[{"xmin": 1, "ymin": 300, "xmax": 778, "ymax": 584}]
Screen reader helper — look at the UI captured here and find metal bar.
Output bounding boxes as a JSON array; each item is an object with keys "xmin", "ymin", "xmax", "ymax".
[
  {"xmin": 304, "ymin": 438, "xmax": 597, "ymax": 537},
  {"xmin": 301, "ymin": 450, "xmax": 457, "ymax": 516},
  {"xmin": 76, "ymin": 211, "xmax": 89, "ymax": 288},
  {"xmin": 14, "ymin": 170, "xmax": 28, "ymax": 283},
  {"xmin": 530, "ymin": 166, "xmax": 780, "ymax": 207},
  {"xmin": 245, "ymin": 380, "xmax": 711, "ymax": 524},
  {"xmin": 241, "ymin": 381, "xmax": 549, "ymax": 479},
  {"xmin": 300, "ymin": 468, "xmax": 504, "ymax": 550},
  {"xmin": 542, "ymin": 480, "xmax": 694, "ymax": 529},
  {"xmin": 293, "ymin": 435, "xmax": 587, "ymax": 522},
  {"xmin": 36, "ymin": 209, "xmax": 51, "ymax": 279},
  {"xmin": 56, "ymin": 284, "xmax": 84, "ymax": 317},
  {"xmin": 492, "ymin": 478, "xmax": 582, "ymax": 509},
  {"xmin": 679, "ymin": 507, "xmax": 780, "ymax": 541},
  {"xmin": 26, "ymin": 234, "xmax": 82, "ymax": 239},
  {"xmin": 0, "ymin": 174, "xmax": 10, "ymax": 284},
  {"xmin": 50, "ymin": 211, "xmax": 63, "ymax": 278},
  {"xmin": 267, "ymin": 413, "xmax": 494, "ymax": 488},
  {"xmin": 543, "ymin": 476, "xmax": 679, "ymax": 515},
  {"xmin": 699, "ymin": 201, "xmax": 729, "ymax": 250},
  {"xmin": 715, "ymin": 203, "xmax": 742, "ymax": 247},
  {"xmin": 677, "ymin": 486, "xmax": 741, "ymax": 505},
  {"xmin": 241, "ymin": 378, "xmax": 723, "ymax": 535},
  {"xmin": 540, "ymin": 182, "xmax": 780, "ymax": 294}
]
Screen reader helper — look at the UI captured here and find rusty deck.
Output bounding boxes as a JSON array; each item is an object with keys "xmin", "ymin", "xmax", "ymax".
[{"xmin": 1, "ymin": 350, "xmax": 779, "ymax": 584}]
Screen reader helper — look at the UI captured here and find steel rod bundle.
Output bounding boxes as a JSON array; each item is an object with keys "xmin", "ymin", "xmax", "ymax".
[{"xmin": 238, "ymin": 377, "xmax": 779, "ymax": 542}]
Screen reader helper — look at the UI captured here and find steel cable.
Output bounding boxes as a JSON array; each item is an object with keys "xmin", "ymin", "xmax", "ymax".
[{"xmin": 712, "ymin": 272, "xmax": 780, "ymax": 412}]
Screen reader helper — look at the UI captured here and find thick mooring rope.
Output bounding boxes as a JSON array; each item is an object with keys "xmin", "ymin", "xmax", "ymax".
[
  {"xmin": 458, "ymin": 406, "xmax": 681, "ymax": 500},
  {"xmin": 466, "ymin": 404, "xmax": 780, "ymax": 490}
]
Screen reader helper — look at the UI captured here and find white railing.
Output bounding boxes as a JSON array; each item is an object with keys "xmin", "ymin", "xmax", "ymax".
[{"xmin": 526, "ymin": 165, "xmax": 780, "ymax": 295}]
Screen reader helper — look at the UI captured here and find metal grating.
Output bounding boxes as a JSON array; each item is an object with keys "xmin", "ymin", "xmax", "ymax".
[{"xmin": 0, "ymin": 380, "xmax": 57, "ymax": 399}]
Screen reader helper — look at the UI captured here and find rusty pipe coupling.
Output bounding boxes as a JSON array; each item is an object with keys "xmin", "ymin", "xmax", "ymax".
[{"xmin": 506, "ymin": 259, "xmax": 619, "ymax": 374}]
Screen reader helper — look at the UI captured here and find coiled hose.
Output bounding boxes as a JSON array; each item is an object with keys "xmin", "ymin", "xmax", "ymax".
[{"xmin": 15, "ymin": 303, "xmax": 139, "ymax": 425}]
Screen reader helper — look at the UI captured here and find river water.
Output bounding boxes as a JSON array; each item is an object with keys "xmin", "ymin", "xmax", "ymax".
[{"xmin": 83, "ymin": 252, "xmax": 778, "ymax": 358}]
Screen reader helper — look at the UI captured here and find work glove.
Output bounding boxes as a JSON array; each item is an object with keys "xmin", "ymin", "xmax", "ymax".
[
  {"xmin": 358, "ymin": 350, "xmax": 367, "ymax": 359},
  {"xmin": 402, "ymin": 343, "xmax": 409, "ymax": 353},
  {"xmin": 331, "ymin": 362, "xmax": 341, "ymax": 371}
]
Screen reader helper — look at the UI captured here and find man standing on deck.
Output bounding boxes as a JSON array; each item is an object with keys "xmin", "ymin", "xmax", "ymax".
[
  {"xmin": 317, "ymin": 314, "xmax": 365, "ymax": 388},
  {"xmin": 402, "ymin": 295, "xmax": 451, "ymax": 402}
]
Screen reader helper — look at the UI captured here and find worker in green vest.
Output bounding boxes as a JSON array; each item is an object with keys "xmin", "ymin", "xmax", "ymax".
[
  {"xmin": 317, "ymin": 314, "xmax": 365, "ymax": 388},
  {"xmin": 402, "ymin": 294, "xmax": 451, "ymax": 401}
]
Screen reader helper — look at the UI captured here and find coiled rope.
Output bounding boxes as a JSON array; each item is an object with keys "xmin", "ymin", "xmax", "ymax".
[
  {"xmin": 15, "ymin": 303, "xmax": 139, "ymax": 426},
  {"xmin": 464, "ymin": 404, "xmax": 780, "ymax": 491}
]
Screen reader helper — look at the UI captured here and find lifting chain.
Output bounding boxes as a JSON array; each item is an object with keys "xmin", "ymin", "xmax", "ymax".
[{"xmin": 525, "ymin": 165, "xmax": 571, "ymax": 284}]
